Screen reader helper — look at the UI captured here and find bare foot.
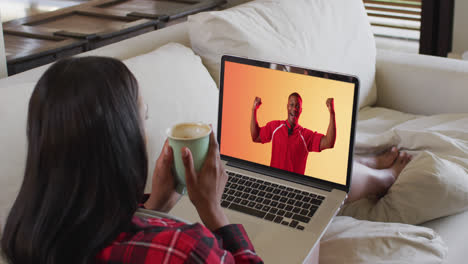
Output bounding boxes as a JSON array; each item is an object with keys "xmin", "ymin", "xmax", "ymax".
[
  {"xmin": 385, "ymin": 152, "xmax": 412, "ymax": 180},
  {"xmin": 375, "ymin": 152, "xmax": 412, "ymax": 197},
  {"xmin": 355, "ymin": 146, "xmax": 399, "ymax": 169},
  {"xmin": 347, "ymin": 152, "xmax": 413, "ymax": 203}
]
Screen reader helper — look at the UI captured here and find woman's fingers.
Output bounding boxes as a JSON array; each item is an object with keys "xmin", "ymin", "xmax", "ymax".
[
  {"xmin": 162, "ymin": 140, "xmax": 173, "ymax": 164},
  {"xmin": 208, "ymin": 131, "xmax": 219, "ymax": 158},
  {"xmin": 182, "ymin": 147, "xmax": 197, "ymax": 186}
]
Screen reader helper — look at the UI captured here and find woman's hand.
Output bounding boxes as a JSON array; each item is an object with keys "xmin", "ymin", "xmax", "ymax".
[
  {"xmin": 144, "ymin": 140, "xmax": 181, "ymax": 212},
  {"xmin": 182, "ymin": 130, "xmax": 229, "ymax": 231}
]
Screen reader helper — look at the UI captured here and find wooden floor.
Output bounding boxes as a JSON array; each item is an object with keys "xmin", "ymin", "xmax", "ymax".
[{"xmin": 1, "ymin": 0, "xmax": 89, "ymax": 22}]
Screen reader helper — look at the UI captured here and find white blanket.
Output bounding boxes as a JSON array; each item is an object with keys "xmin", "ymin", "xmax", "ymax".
[
  {"xmin": 341, "ymin": 107, "xmax": 468, "ymax": 225},
  {"xmin": 355, "ymin": 107, "xmax": 468, "ymax": 155},
  {"xmin": 320, "ymin": 216, "xmax": 447, "ymax": 264}
]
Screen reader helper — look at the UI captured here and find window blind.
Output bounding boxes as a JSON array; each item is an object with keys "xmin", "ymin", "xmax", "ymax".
[{"xmin": 364, "ymin": 0, "xmax": 422, "ymax": 41}]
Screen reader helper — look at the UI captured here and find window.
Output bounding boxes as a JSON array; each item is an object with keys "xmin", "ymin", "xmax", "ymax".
[
  {"xmin": 364, "ymin": 0, "xmax": 455, "ymax": 57},
  {"xmin": 365, "ymin": 0, "xmax": 421, "ymax": 41}
]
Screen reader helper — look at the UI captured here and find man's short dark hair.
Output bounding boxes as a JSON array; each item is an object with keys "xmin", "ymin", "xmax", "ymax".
[{"xmin": 288, "ymin": 92, "xmax": 302, "ymax": 102}]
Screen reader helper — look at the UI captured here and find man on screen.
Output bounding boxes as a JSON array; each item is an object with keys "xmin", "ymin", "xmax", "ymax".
[{"xmin": 250, "ymin": 93, "xmax": 336, "ymax": 175}]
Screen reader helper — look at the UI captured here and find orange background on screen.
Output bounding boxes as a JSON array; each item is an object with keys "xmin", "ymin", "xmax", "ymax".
[{"xmin": 220, "ymin": 61, "xmax": 355, "ymax": 185}]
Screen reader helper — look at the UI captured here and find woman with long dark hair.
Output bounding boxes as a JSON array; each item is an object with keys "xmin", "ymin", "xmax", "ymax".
[{"xmin": 1, "ymin": 57, "xmax": 263, "ymax": 264}]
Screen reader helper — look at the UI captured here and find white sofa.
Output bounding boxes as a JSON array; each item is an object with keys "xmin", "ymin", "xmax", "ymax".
[
  {"xmin": 1, "ymin": 1, "xmax": 468, "ymax": 263},
  {"xmin": 0, "ymin": 13, "xmax": 7, "ymax": 78}
]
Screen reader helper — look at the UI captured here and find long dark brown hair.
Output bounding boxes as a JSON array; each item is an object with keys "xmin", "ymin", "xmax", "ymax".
[{"xmin": 1, "ymin": 57, "xmax": 148, "ymax": 263}]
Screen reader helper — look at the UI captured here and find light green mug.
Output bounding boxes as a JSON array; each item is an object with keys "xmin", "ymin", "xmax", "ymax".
[{"xmin": 167, "ymin": 122, "xmax": 211, "ymax": 194}]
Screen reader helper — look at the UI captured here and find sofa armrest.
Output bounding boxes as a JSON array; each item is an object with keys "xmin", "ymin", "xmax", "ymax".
[
  {"xmin": 0, "ymin": 13, "xmax": 7, "ymax": 78},
  {"xmin": 375, "ymin": 49, "xmax": 468, "ymax": 115}
]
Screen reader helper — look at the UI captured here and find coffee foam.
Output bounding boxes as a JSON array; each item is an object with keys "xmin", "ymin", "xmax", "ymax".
[{"xmin": 170, "ymin": 123, "xmax": 210, "ymax": 139}]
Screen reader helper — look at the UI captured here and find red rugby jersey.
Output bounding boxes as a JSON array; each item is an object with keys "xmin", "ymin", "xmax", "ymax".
[{"xmin": 259, "ymin": 120, "xmax": 323, "ymax": 175}]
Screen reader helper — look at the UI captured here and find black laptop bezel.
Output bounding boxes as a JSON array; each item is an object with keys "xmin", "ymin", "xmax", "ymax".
[{"xmin": 218, "ymin": 55, "xmax": 359, "ymax": 193}]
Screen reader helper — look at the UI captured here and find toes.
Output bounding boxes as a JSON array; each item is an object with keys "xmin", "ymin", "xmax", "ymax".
[
  {"xmin": 399, "ymin": 151, "xmax": 405, "ymax": 157},
  {"xmin": 403, "ymin": 155, "xmax": 409, "ymax": 164},
  {"xmin": 399, "ymin": 152, "xmax": 412, "ymax": 165},
  {"xmin": 398, "ymin": 152, "xmax": 406, "ymax": 163},
  {"xmin": 390, "ymin": 146, "xmax": 399, "ymax": 157},
  {"xmin": 387, "ymin": 146, "xmax": 399, "ymax": 164},
  {"xmin": 405, "ymin": 154, "xmax": 413, "ymax": 164}
]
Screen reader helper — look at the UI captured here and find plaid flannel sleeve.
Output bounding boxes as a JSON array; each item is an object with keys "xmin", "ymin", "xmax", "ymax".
[
  {"xmin": 213, "ymin": 224, "xmax": 263, "ymax": 264},
  {"xmin": 154, "ymin": 223, "xmax": 263, "ymax": 264},
  {"xmin": 138, "ymin": 194, "xmax": 263, "ymax": 263}
]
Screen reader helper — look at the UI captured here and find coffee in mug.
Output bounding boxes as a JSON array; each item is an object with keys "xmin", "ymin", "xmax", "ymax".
[{"xmin": 167, "ymin": 122, "xmax": 211, "ymax": 194}]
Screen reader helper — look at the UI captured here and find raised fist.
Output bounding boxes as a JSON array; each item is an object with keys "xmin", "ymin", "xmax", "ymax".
[
  {"xmin": 253, "ymin": 96, "xmax": 262, "ymax": 111},
  {"xmin": 326, "ymin": 98, "xmax": 335, "ymax": 114}
]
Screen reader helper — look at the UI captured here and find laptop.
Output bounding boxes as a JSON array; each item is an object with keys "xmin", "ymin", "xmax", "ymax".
[{"xmin": 171, "ymin": 55, "xmax": 359, "ymax": 263}]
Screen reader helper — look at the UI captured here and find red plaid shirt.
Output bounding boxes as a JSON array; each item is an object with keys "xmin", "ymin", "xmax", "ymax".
[{"xmin": 96, "ymin": 215, "xmax": 263, "ymax": 263}]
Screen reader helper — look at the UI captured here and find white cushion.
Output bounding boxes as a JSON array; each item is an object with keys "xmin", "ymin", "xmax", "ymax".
[
  {"xmin": 321, "ymin": 216, "xmax": 448, "ymax": 263},
  {"xmin": 0, "ymin": 82, "xmax": 35, "ymax": 230},
  {"xmin": 375, "ymin": 49, "xmax": 468, "ymax": 115},
  {"xmin": 123, "ymin": 43, "xmax": 219, "ymax": 191},
  {"xmin": 188, "ymin": 0, "xmax": 377, "ymax": 109},
  {"xmin": 341, "ymin": 107, "xmax": 468, "ymax": 225}
]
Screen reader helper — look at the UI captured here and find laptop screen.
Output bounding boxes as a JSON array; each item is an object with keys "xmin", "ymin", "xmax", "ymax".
[{"xmin": 219, "ymin": 56, "xmax": 358, "ymax": 188}]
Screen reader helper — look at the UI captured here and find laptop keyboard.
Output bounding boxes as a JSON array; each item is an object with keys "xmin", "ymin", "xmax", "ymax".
[{"xmin": 221, "ymin": 171, "xmax": 325, "ymax": 231}]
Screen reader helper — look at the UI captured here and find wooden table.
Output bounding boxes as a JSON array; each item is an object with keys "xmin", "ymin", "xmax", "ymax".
[{"xmin": 4, "ymin": 0, "xmax": 226, "ymax": 75}]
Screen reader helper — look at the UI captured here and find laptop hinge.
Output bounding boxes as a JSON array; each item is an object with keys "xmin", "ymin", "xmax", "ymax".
[{"xmin": 226, "ymin": 160, "xmax": 333, "ymax": 192}]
